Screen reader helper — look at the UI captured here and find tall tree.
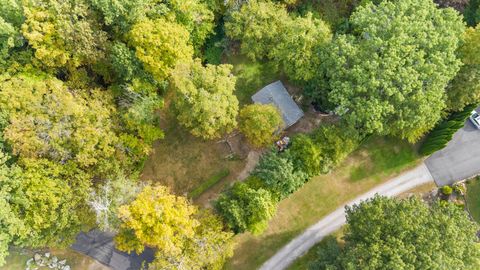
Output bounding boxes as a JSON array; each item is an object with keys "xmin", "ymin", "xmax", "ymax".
[
  {"xmin": 22, "ymin": 0, "xmax": 108, "ymax": 69},
  {"xmin": 127, "ymin": 18, "xmax": 193, "ymax": 81},
  {"xmin": 321, "ymin": 0, "xmax": 464, "ymax": 142},
  {"xmin": 446, "ymin": 23, "xmax": 480, "ymax": 111},
  {"xmin": 170, "ymin": 59, "xmax": 239, "ymax": 139},
  {"xmin": 272, "ymin": 13, "xmax": 332, "ymax": 82},
  {"xmin": 115, "ymin": 185, "xmax": 234, "ymax": 269},
  {"xmin": 312, "ymin": 196, "xmax": 480, "ymax": 269},
  {"xmin": 0, "ymin": 72, "xmax": 118, "ymax": 171},
  {"xmin": 225, "ymin": 0, "xmax": 291, "ymax": 60}
]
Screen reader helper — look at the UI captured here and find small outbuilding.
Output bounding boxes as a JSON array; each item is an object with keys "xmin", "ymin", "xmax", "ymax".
[{"xmin": 252, "ymin": 80, "xmax": 304, "ymax": 128}]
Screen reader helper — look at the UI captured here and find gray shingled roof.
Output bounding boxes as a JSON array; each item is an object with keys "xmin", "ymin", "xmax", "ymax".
[
  {"xmin": 71, "ymin": 230, "xmax": 155, "ymax": 270},
  {"xmin": 251, "ymin": 81, "xmax": 304, "ymax": 128}
]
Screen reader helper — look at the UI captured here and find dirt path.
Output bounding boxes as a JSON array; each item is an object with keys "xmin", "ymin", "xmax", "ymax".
[
  {"xmin": 236, "ymin": 150, "xmax": 262, "ymax": 180},
  {"xmin": 259, "ymin": 163, "xmax": 435, "ymax": 270}
]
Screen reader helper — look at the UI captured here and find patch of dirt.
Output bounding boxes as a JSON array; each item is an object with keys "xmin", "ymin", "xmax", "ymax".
[
  {"xmin": 286, "ymin": 109, "xmax": 338, "ymax": 135},
  {"xmin": 236, "ymin": 150, "xmax": 263, "ymax": 181}
]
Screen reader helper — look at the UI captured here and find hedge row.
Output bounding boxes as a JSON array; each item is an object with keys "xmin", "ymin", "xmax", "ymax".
[
  {"xmin": 215, "ymin": 124, "xmax": 361, "ymax": 235},
  {"xmin": 419, "ymin": 104, "xmax": 476, "ymax": 156}
]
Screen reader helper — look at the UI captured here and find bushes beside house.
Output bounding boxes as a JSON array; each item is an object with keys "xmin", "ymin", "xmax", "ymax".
[
  {"xmin": 215, "ymin": 123, "xmax": 361, "ymax": 234},
  {"xmin": 419, "ymin": 104, "xmax": 476, "ymax": 156}
]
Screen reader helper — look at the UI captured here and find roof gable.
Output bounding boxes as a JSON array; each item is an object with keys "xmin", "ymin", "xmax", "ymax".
[{"xmin": 251, "ymin": 81, "xmax": 304, "ymax": 127}]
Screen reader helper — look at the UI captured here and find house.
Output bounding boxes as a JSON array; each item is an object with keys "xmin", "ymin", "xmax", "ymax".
[
  {"xmin": 252, "ymin": 81, "xmax": 304, "ymax": 128},
  {"xmin": 71, "ymin": 230, "xmax": 154, "ymax": 270}
]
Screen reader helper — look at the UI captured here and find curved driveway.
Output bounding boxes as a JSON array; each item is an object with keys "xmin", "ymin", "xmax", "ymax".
[{"xmin": 259, "ymin": 163, "xmax": 434, "ymax": 270}]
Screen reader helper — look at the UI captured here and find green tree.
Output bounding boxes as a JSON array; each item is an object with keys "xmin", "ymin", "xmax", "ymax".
[
  {"xmin": 460, "ymin": 24, "xmax": 480, "ymax": 65},
  {"xmin": 253, "ymin": 150, "xmax": 308, "ymax": 199},
  {"xmin": 446, "ymin": 65, "xmax": 480, "ymax": 111},
  {"xmin": 90, "ymin": 0, "xmax": 147, "ymax": 32},
  {"xmin": 215, "ymin": 182, "xmax": 277, "ymax": 235},
  {"xmin": 225, "ymin": 0, "xmax": 290, "ymax": 60},
  {"xmin": 446, "ymin": 24, "xmax": 480, "ymax": 111},
  {"xmin": 465, "ymin": 0, "xmax": 480, "ymax": 26},
  {"xmin": 22, "ymin": 0, "xmax": 108, "ymax": 69},
  {"xmin": 0, "ymin": 151, "xmax": 26, "ymax": 266},
  {"xmin": 321, "ymin": 0, "xmax": 465, "ymax": 142},
  {"xmin": 0, "ymin": 18, "xmax": 18, "ymax": 65},
  {"xmin": 127, "ymin": 18, "xmax": 193, "ymax": 81},
  {"xmin": 238, "ymin": 104, "xmax": 283, "ymax": 147},
  {"xmin": 287, "ymin": 134, "xmax": 323, "ymax": 177},
  {"xmin": 311, "ymin": 124, "xmax": 360, "ymax": 173},
  {"xmin": 312, "ymin": 196, "xmax": 480, "ymax": 269},
  {"xmin": 170, "ymin": 59, "xmax": 239, "ymax": 139},
  {"xmin": 272, "ymin": 13, "xmax": 332, "ymax": 81}
]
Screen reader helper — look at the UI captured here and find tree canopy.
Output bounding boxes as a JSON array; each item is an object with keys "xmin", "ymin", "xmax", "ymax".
[
  {"xmin": 170, "ymin": 59, "xmax": 239, "ymax": 139},
  {"xmin": 238, "ymin": 104, "xmax": 283, "ymax": 147},
  {"xmin": 321, "ymin": 0, "xmax": 465, "ymax": 142},
  {"xmin": 115, "ymin": 185, "xmax": 234, "ymax": 269},
  {"xmin": 312, "ymin": 196, "xmax": 480, "ymax": 269}
]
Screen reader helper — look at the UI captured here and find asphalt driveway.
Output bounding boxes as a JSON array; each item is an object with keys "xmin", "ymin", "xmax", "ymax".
[{"xmin": 425, "ymin": 117, "xmax": 480, "ymax": 186}]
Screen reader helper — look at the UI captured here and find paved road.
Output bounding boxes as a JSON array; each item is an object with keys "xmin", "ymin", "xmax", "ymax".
[
  {"xmin": 425, "ymin": 118, "xmax": 480, "ymax": 186},
  {"xmin": 259, "ymin": 163, "xmax": 434, "ymax": 270}
]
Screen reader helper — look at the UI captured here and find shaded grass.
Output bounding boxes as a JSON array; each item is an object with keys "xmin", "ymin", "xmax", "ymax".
[
  {"xmin": 189, "ymin": 169, "xmax": 230, "ymax": 199},
  {"xmin": 466, "ymin": 177, "xmax": 480, "ymax": 223},
  {"xmin": 287, "ymin": 231, "xmax": 344, "ymax": 270},
  {"xmin": 225, "ymin": 137, "xmax": 420, "ymax": 270},
  {"xmin": 349, "ymin": 137, "xmax": 419, "ymax": 182},
  {"xmin": 225, "ymin": 54, "xmax": 279, "ymax": 105}
]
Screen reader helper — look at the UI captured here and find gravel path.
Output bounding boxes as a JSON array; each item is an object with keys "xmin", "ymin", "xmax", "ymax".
[{"xmin": 259, "ymin": 163, "xmax": 434, "ymax": 270}]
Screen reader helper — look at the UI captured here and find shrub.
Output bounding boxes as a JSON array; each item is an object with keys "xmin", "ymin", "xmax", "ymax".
[
  {"xmin": 419, "ymin": 104, "xmax": 476, "ymax": 156},
  {"xmin": 189, "ymin": 169, "xmax": 230, "ymax": 199},
  {"xmin": 287, "ymin": 134, "xmax": 323, "ymax": 177},
  {"xmin": 442, "ymin": 185, "xmax": 453, "ymax": 195},
  {"xmin": 215, "ymin": 182, "xmax": 277, "ymax": 235},
  {"xmin": 311, "ymin": 124, "xmax": 361, "ymax": 173},
  {"xmin": 253, "ymin": 150, "xmax": 308, "ymax": 199}
]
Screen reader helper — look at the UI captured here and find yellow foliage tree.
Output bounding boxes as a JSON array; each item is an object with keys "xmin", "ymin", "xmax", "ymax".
[
  {"xmin": 239, "ymin": 104, "xmax": 284, "ymax": 147},
  {"xmin": 127, "ymin": 18, "xmax": 193, "ymax": 81},
  {"xmin": 115, "ymin": 185, "xmax": 235, "ymax": 269}
]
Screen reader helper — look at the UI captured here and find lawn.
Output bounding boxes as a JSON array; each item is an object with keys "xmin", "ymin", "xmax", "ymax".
[
  {"xmin": 140, "ymin": 113, "xmax": 246, "ymax": 200},
  {"xmin": 466, "ymin": 177, "xmax": 480, "ymax": 223},
  {"xmin": 225, "ymin": 137, "xmax": 420, "ymax": 270}
]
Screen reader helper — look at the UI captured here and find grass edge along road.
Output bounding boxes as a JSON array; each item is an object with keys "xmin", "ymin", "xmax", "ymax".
[
  {"xmin": 287, "ymin": 181, "xmax": 438, "ymax": 270},
  {"xmin": 225, "ymin": 137, "xmax": 421, "ymax": 270}
]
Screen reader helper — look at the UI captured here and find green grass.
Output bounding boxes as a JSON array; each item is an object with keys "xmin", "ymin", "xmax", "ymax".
[
  {"xmin": 349, "ymin": 137, "xmax": 419, "ymax": 182},
  {"xmin": 225, "ymin": 137, "xmax": 420, "ymax": 270},
  {"xmin": 225, "ymin": 54, "xmax": 279, "ymax": 105},
  {"xmin": 189, "ymin": 169, "xmax": 230, "ymax": 199},
  {"xmin": 466, "ymin": 177, "xmax": 480, "ymax": 223}
]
